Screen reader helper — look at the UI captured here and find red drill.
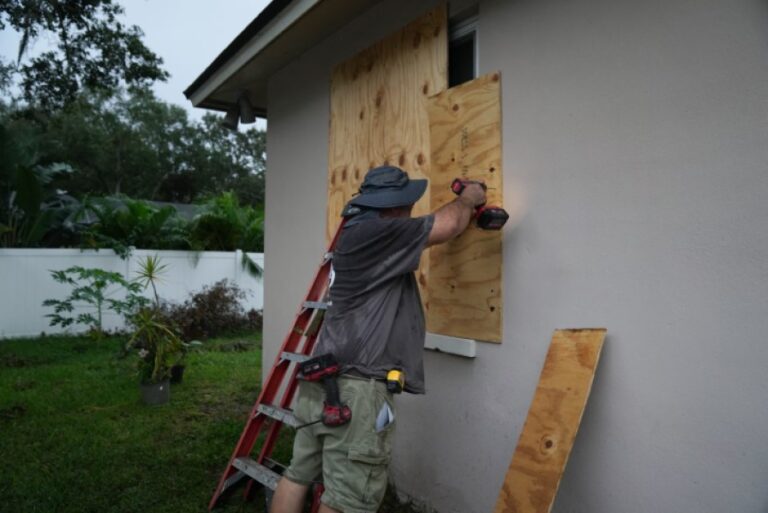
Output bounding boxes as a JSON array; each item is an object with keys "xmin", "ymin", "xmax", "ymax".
[
  {"xmin": 450, "ymin": 178, "xmax": 509, "ymax": 230},
  {"xmin": 298, "ymin": 353, "xmax": 351, "ymax": 427}
]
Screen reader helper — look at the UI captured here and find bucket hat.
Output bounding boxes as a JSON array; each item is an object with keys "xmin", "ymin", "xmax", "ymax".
[{"xmin": 347, "ymin": 166, "xmax": 427, "ymax": 209}]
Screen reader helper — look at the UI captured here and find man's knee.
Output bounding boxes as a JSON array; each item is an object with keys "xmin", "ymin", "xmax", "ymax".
[{"xmin": 270, "ymin": 477, "xmax": 310, "ymax": 513}]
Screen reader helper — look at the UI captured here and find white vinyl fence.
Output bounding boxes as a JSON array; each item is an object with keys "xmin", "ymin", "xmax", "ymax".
[{"xmin": 0, "ymin": 248, "xmax": 264, "ymax": 339}]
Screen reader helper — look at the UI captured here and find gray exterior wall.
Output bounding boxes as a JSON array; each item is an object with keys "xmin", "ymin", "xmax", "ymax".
[{"xmin": 263, "ymin": 0, "xmax": 768, "ymax": 511}]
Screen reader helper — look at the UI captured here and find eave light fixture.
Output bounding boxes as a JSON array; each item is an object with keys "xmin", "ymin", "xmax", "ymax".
[
  {"xmin": 238, "ymin": 94, "xmax": 256, "ymax": 124},
  {"xmin": 221, "ymin": 92, "xmax": 257, "ymax": 130}
]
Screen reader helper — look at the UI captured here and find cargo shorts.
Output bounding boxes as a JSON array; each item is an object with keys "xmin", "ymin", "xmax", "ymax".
[{"xmin": 283, "ymin": 375, "xmax": 396, "ymax": 513}]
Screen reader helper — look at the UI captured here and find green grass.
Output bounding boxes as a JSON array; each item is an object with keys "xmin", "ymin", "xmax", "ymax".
[
  {"xmin": 0, "ymin": 332, "xmax": 289, "ymax": 513},
  {"xmin": 0, "ymin": 333, "xmax": 420, "ymax": 513}
]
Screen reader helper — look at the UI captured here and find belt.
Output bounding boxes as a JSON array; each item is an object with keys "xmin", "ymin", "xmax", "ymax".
[{"xmin": 342, "ymin": 369, "xmax": 387, "ymax": 384}]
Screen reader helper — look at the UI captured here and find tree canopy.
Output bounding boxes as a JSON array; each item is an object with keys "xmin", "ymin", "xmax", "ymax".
[
  {"xmin": 3, "ymin": 88, "xmax": 266, "ymax": 204},
  {"xmin": 0, "ymin": 0, "xmax": 168, "ymax": 109},
  {"xmin": 0, "ymin": 1, "xmax": 267, "ymax": 251}
]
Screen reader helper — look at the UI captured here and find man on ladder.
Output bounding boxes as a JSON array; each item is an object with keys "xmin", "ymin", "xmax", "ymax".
[{"xmin": 270, "ymin": 165, "xmax": 487, "ymax": 513}]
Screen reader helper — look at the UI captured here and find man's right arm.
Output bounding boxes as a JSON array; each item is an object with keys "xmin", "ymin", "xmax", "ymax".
[{"xmin": 426, "ymin": 183, "xmax": 487, "ymax": 247}]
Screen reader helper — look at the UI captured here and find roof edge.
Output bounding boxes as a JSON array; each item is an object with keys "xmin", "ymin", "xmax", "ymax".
[{"xmin": 183, "ymin": 0, "xmax": 292, "ymax": 100}]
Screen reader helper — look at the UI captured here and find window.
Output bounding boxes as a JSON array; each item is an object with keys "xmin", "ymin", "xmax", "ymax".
[{"xmin": 448, "ymin": 10, "xmax": 478, "ymax": 87}]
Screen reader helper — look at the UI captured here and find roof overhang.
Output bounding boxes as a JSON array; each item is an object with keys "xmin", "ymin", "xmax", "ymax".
[{"xmin": 184, "ymin": 0, "xmax": 381, "ymax": 118}]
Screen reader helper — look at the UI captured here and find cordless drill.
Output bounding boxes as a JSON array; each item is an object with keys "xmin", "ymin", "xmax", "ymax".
[
  {"xmin": 298, "ymin": 354, "xmax": 352, "ymax": 427},
  {"xmin": 451, "ymin": 178, "xmax": 509, "ymax": 230}
]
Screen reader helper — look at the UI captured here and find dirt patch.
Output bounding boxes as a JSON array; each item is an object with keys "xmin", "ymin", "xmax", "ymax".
[
  {"xmin": 0, "ymin": 352, "xmax": 52, "ymax": 368},
  {"xmin": 196, "ymin": 394, "xmax": 252, "ymax": 420},
  {"xmin": 217, "ymin": 341, "xmax": 256, "ymax": 352},
  {"xmin": 12, "ymin": 378, "xmax": 37, "ymax": 391},
  {"xmin": 0, "ymin": 404, "xmax": 27, "ymax": 421},
  {"xmin": 1, "ymin": 353, "xmax": 29, "ymax": 368}
]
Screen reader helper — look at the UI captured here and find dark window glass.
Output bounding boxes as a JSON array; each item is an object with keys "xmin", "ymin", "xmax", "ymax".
[{"xmin": 449, "ymin": 32, "xmax": 475, "ymax": 87}]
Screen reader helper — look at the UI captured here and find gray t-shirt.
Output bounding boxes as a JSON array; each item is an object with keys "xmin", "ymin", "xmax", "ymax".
[{"xmin": 314, "ymin": 214, "xmax": 435, "ymax": 394}]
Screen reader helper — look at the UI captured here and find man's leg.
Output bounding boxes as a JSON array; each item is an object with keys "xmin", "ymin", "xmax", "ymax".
[
  {"xmin": 276, "ymin": 381, "xmax": 324, "ymax": 512},
  {"xmin": 269, "ymin": 477, "xmax": 309, "ymax": 513},
  {"xmin": 318, "ymin": 503, "xmax": 341, "ymax": 513}
]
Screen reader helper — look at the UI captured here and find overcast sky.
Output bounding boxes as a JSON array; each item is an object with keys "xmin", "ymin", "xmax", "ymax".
[{"xmin": 0, "ymin": 0, "xmax": 271, "ymax": 122}]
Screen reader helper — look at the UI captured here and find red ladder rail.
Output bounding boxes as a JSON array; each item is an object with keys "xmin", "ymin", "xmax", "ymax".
[{"xmin": 208, "ymin": 220, "xmax": 345, "ymax": 511}]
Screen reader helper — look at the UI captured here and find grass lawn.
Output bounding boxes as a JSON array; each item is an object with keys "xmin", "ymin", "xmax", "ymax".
[{"xmin": 0, "ymin": 333, "xmax": 418, "ymax": 513}]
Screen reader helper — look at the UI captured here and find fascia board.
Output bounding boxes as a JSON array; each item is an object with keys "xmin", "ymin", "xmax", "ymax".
[{"xmin": 189, "ymin": 0, "xmax": 323, "ymax": 107}]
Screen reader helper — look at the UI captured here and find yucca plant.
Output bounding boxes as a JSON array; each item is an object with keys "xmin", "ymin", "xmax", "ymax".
[
  {"xmin": 134, "ymin": 254, "xmax": 168, "ymax": 308},
  {"xmin": 127, "ymin": 307, "xmax": 182, "ymax": 384}
]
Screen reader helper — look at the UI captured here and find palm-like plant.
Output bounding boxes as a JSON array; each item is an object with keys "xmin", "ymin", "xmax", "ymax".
[
  {"xmin": 189, "ymin": 192, "xmax": 264, "ymax": 276},
  {"xmin": 134, "ymin": 254, "xmax": 168, "ymax": 308},
  {"xmin": 78, "ymin": 196, "xmax": 190, "ymax": 257},
  {"xmin": 128, "ymin": 307, "xmax": 182, "ymax": 384},
  {"xmin": 0, "ymin": 122, "xmax": 78, "ymax": 247}
]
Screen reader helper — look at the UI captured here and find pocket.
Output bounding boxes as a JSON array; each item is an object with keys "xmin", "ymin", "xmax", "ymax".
[
  {"xmin": 293, "ymin": 381, "xmax": 321, "ymax": 424},
  {"xmin": 348, "ymin": 445, "xmax": 390, "ymax": 466},
  {"xmin": 347, "ymin": 444, "xmax": 390, "ymax": 508},
  {"xmin": 374, "ymin": 386, "xmax": 396, "ymax": 433}
]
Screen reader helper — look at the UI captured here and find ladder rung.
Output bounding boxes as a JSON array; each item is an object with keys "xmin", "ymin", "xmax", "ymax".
[
  {"xmin": 257, "ymin": 404, "xmax": 301, "ymax": 428},
  {"xmin": 280, "ymin": 351, "xmax": 310, "ymax": 363},
  {"xmin": 221, "ymin": 470, "xmax": 247, "ymax": 493},
  {"xmin": 232, "ymin": 457, "xmax": 281, "ymax": 491},
  {"xmin": 302, "ymin": 301, "xmax": 329, "ymax": 310}
]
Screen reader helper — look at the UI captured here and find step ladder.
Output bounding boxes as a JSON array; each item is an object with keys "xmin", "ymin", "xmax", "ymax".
[{"xmin": 208, "ymin": 219, "xmax": 347, "ymax": 511}]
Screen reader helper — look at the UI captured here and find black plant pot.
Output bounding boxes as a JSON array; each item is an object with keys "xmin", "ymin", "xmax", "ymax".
[
  {"xmin": 140, "ymin": 379, "xmax": 170, "ymax": 405},
  {"xmin": 170, "ymin": 364, "xmax": 185, "ymax": 384}
]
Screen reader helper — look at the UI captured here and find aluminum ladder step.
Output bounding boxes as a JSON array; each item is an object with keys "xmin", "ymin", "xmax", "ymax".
[
  {"xmin": 257, "ymin": 404, "xmax": 301, "ymax": 428},
  {"xmin": 232, "ymin": 457, "xmax": 281, "ymax": 491},
  {"xmin": 302, "ymin": 301, "xmax": 329, "ymax": 310},
  {"xmin": 280, "ymin": 351, "xmax": 310, "ymax": 364}
]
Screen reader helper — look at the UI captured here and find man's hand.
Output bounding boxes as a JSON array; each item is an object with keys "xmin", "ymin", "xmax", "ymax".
[
  {"xmin": 427, "ymin": 180, "xmax": 488, "ymax": 247},
  {"xmin": 459, "ymin": 181, "xmax": 487, "ymax": 207}
]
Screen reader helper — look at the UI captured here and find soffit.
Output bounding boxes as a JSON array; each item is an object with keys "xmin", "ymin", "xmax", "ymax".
[{"xmin": 185, "ymin": 0, "xmax": 381, "ymax": 117}]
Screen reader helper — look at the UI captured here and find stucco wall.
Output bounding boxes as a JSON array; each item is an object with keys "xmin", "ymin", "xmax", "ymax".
[{"xmin": 264, "ymin": 0, "xmax": 768, "ymax": 512}]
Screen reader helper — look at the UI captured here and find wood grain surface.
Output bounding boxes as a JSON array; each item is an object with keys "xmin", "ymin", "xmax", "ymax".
[
  {"xmin": 494, "ymin": 329, "xmax": 607, "ymax": 513},
  {"xmin": 426, "ymin": 72, "xmax": 503, "ymax": 342},
  {"xmin": 327, "ymin": 5, "xmax": 448, "ymax": 246}
]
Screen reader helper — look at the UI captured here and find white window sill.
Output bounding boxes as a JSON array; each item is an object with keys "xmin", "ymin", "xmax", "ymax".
[{"xmin": 424, "ymin": 332, "xmax": 477, "ymax": 358}]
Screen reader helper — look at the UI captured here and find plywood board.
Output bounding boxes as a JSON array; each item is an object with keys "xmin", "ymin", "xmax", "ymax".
[
  {"xmin": 426, "ymin": 72, "xmax": 503, "ymax": 342},
  {"xmin": 494, "ymin": 329, "xmax": 607, "ymax": 513},
  {"xmin": 327, "ymin": 6, "xmax": 448, "ymax": 301}
]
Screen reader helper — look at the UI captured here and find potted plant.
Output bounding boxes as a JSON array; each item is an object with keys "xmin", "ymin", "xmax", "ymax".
[
  {"xmin": 128, "ymin": 307, "xmax": 182, "ymax": 405},
  {"xmin": 170, "ymin": 340, "xmax": 202, "ymax": 384}
]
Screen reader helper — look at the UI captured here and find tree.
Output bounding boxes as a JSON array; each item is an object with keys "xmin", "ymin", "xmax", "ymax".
[
  {"xmin": 174, "ymin": 113, "xmax": 265, "ymax": 205},
  {"xmin": 45, "ymin": 88, "xmax": 192, "ymax": 198},
  {"xmin": 2, "ymin": 88, "xmax": 266, "ymax": 206},
  {"xmin": 40, "ymin": 89, "xmax": 266, "ymax": 204},
  {"xmin": 0, "ymin": 0, "xmax": 168, "ymax": 109}
]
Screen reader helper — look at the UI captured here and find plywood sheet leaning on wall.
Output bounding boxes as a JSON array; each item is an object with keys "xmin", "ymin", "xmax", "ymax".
[
  {"xmin": 327, "ymin": 5, "xmax": 448, "ymax": 241},
  {"xmin": 494, "ymin": 329, "xmax": 607, "ymax": 513},
  {"xmin": 426, "ymin": 72, "xmax": 503, "ymax": 342}
]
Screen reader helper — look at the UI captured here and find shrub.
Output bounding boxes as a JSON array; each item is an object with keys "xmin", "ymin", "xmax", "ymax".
[
  {"xmin": 162, "ymin": 280, "xmax": 262, "ymax": 341},
  {"xmin": 42, "ymin": 266, "xmax": 149, "ymax": 339},
  {"xmin": 78, "ymin": 196, "xmax": 190, "ymax": 257},
  {"xmin": 189, "ymin": 192, "xmax": 263, "ymax": 252}
]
